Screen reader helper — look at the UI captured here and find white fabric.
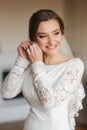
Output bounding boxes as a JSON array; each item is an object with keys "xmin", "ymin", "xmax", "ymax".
[
  {"xmin": 1, "ymin": 55, "xmax": 85, "ymax": 130},
  {"xmin": 61, "ymin": 36, "xmax": 74, "ymax": 57}
]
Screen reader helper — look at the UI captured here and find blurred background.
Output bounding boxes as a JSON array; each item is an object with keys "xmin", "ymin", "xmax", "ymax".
[{"xmin": 0, "ymin": 0, "xmax": 87, "ymax": 130}]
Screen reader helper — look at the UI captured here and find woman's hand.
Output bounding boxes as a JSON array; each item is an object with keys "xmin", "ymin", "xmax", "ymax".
[
  {"xmin": 17, "ymin": 41, "xmax": 32, "ymax": 60},
  {"xmin": 26, "ymin": 43, "xmax": 43, "ymax": 63}
]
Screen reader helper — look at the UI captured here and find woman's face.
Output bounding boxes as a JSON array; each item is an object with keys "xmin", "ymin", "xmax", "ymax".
[{"xmin": 36, "ymin": 19, "xmax": 63, "ymax": 56}]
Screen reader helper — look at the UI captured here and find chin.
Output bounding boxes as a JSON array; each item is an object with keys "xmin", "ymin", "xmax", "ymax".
[{"xmin": 46, "ymin": 51, "xmax": 58, "ymax": 56}]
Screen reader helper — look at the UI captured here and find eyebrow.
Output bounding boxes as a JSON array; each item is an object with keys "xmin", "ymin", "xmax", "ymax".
[
  {"xmin": 37, "ymin": 29, "xmax": 60, "ymax": 35},
  {"xmin": 52, "ymin": 29, "xmax": 60, "ymax": 33}
]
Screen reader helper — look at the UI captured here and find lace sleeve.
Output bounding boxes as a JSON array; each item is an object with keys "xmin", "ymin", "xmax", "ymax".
[
  {"xmin": 1, "ymin": 55, "xmax": 29, "ymax": 98},
  {"xmin": 31, "ymin": 59, "xmax": 84, "ymax": 109},
  {"xmin": 70, "ymin": 83, "xmax": 85, "ymax": 130}
]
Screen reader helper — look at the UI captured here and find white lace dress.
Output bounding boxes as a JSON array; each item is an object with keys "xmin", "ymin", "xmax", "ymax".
[{"xmin": 1, "ymin": 56, "xmax": 85, "ymax": 130}]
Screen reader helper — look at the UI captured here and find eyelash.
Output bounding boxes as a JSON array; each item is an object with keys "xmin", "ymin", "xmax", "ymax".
[
  {"xmin": 38, "ymin": 35, "xmax": 46, "ymax": 38},
  {"xmin": 38, "ymin": 31, "xmax": 60, "ymax": 39},
  {"xmin": 54, "ymin": 31, "xmax": 60, "ymax": 35}
]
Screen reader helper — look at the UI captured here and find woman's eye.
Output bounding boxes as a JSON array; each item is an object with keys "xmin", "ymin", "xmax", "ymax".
[
  {"xmin": 54, "ymin": 32, "xmax": 60, "ymax": 35},
  {"xmin": 38, "ymin": 35, "xmax": 46, "ymax": 38}
]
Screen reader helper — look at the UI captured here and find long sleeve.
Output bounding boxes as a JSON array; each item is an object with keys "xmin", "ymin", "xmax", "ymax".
[
  {"xmin": 31, "ymin": 58, "xmax": 85, "ymax": 109},
  {"xmin": 1, "ymin": 55, "xmax": 29, "ymax": 98}
]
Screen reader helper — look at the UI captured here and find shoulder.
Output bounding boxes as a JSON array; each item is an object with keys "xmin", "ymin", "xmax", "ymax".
[
  {"xmin": 71, "ymin": 57, "xmax": 84, "ymax": 67},
  {"xmin": 68, "ymin": 57, "xmax": 84, "ymax": 73}
]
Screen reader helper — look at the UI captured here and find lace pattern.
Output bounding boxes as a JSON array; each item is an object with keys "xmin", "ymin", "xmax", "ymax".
[
  {"xmin": 31, "ymin": 59, "xmax": 85, "ymax": 129},
  {"xmin": 1, "ymin": 56, "xmax": 29, "ymax": 98},
  {"xmin": 69, "ymin": 83, "xmax": 85, "ymax": 130},
  {"xmin": 15, "ymin": 55, "xmax": 29, "ymax": 68},
  {"xmin": 0, "ymin": 56, "xmax": 85, "ymax": 130}
]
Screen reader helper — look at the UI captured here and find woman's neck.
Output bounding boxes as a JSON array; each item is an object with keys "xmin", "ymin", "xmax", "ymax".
[{"xmin": 43, "ymin": 52, "xmax": 71, "ymax": 65}]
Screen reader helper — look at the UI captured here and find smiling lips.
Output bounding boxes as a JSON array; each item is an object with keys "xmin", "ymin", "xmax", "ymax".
[{"xmin": 46, "ymin": 44, "xmax": 57, "ymax": 49}]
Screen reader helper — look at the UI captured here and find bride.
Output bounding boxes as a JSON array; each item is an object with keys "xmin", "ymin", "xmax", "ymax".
[{"xmin": 1, "ymin": 9, "xmax": 85, "ymax": 130}]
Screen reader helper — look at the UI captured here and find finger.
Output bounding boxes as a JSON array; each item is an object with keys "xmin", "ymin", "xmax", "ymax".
[
  {"xmin": 34, "ymin": 43, "xmax": 42, "ymax": 54},
  {"xmin": 26, "ymin": 48, "xmax": 34, "ymax": 62},
  {"xmin": 29, "ymin": 44, "xmax": 36, "ymax": 55},
  {"xmin": 26, "ymin": 48, "xmax": 31, "ymax": 58},
  {"xmin": 31, "ymin": 43, "xmax": 38, "ymax": 52},
  {"xmin": 34, "ymin": 43, "xmax": 42, "ymax": 52},
  {"xmin": 21, "ymin": 41, "xmax": 31, "ymax": 50}
]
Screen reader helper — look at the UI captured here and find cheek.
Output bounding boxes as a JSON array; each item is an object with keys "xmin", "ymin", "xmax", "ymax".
[
  {"xmin": 57, "ymin": 35, "xmax": 62, "ymax": 43},
  {"xmin": 37, "ymin": 37, "xmax": 48, "ymax": 43},
  {"xmin": 36, "ymin": 39, "xmax": 46, "ymax": 47}
]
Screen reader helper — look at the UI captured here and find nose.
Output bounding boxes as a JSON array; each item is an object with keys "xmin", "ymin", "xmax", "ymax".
[{"xmin": 48, "ymin": 36, "xmax": 54, "ymax": 45}]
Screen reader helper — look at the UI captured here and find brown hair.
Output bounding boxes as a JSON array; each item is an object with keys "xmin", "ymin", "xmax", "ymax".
[{"xmin": 29, "ymin": 9, "xmax": 64, "ymax": 41}]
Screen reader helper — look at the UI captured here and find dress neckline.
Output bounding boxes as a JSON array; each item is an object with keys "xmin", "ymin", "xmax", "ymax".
[{"xmin": 45, "ymin": 57, "xmax": 79, "ymax": 68}]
